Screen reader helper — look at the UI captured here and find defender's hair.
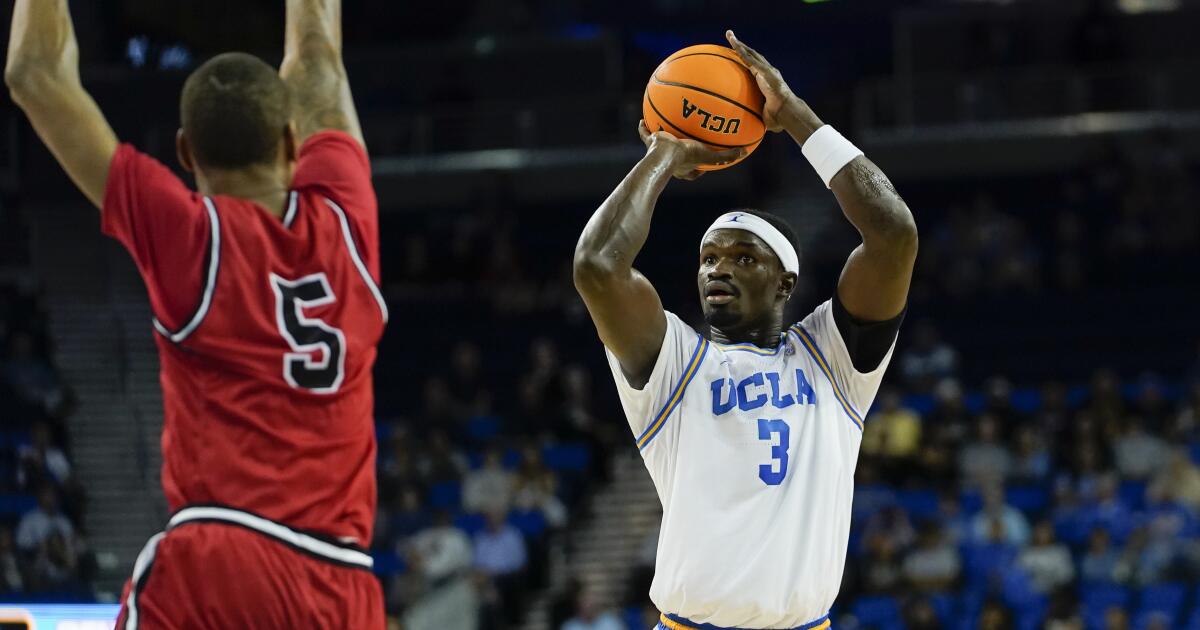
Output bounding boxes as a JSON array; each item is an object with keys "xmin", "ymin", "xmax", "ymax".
[{"xmin": 180, "ymin": 52, "xmax": 291, "ymax": 169}]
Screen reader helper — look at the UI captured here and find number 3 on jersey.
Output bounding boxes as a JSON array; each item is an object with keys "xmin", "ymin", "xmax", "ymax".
[
  {"xmin": 757, "ymin": 418, "xmax": 790, "ymax": 485},
  {"xmin": 270, "ymin": 273, "xmax": 345, "ymax": 393}
]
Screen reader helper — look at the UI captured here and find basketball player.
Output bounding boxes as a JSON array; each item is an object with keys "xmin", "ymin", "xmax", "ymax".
[
  {"xmin": 7, "ymin": 1, "xmax": 384, "ymax": 627},
  {"xmin": 574, "ymin": 31, "xmax": 918, "ymax": 630}
]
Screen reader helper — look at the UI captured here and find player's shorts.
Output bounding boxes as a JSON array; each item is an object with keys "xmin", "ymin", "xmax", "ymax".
[
  {"xmin": 115, "ymin": 505, "xmax": 384, "ymax": 630},
  {"xmin": 656, "ymin": 612, "xmax": 831, "ymax": 630}
]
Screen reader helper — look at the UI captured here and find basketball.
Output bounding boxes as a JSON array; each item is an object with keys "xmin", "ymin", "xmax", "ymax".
[{"xmin": 642, "ymin": 44, "xmax": 766, "ymax": 171}]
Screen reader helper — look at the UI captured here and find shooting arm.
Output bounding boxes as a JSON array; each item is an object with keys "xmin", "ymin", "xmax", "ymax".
[
  {"xmin": 5, "ymin": 0, "xmax": 118, "ymax": 210},
  {"xmin": 573, "ymin": 142, "xmax": 678, "ymax": 387},
  {"xmin": 781, "ymin": 104, "xmax": 918, "ymax": 322},
  {"xmin": 279, "ymin": 0, "xmax": 365, "ymax": 148}
]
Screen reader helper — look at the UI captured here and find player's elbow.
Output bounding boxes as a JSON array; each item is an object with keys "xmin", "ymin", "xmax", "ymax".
[
  {"xmin": 572, "ymin": 250, "xmax": 621, "ymax": 294},
  {"xmin": 882, "ymin": 208, "xmax": 919, "ymax": 261},
  {"xmin": 5, "ymin": 61, "xmax": 38, "ymax": 103}
]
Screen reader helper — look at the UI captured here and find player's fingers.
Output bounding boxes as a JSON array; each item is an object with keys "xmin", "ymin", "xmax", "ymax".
[
  {"xmin": 638, "ymin": 119, "xmax": 652, "ymax": 145},
  {"xmin": 705, "ymin": 146, "xmax": 747, "ymax": 165},
  {"xmin": 726, "ymin": 30, "xmax": 769, "ymax": 69},
  {"xmin": 680, "ymin": 169, "xmax": 706, "ymax": 181}
]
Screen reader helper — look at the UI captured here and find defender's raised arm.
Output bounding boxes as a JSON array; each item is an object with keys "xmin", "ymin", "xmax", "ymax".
[
  {"xmin": 280, "ymin": 0, "xmax": 365, "ymax": 148},
  {"xmin": 5, "ymin": 0, "xmax": 118, "ymax": 209},
  {"xmin": 573, "ymin": 123, "xmax": 743, "ymax": 386},
  {"xmin": 728, "ymin": 31, "xmax": 917, "ymax": 325}
]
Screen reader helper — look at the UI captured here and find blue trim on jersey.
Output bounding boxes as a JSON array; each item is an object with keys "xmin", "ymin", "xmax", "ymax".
[
  {"xmin": 789, "ymin": 324, "xmax": 864, "ymax": 431},
  {"xmin": 663, "ymin": 612, "xmax": 830, "ymax": 630},
  {"xmin": 711, "ymin": 333, "xmax": 787, "ymax": 356},
  {"xmin": 636, "ymin": 335, "xmax": 709, "ymax": 450}
]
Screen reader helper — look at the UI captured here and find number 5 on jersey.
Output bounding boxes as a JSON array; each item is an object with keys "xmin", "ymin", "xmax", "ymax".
[{"xmin": 270, "ymin": 273, "xmax": 346, "ymax": 393}]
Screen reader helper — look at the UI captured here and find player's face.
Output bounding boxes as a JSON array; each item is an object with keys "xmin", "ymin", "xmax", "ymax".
[{"xmin": 697, "ymin": 230, "xmax": 787, "ymax": 333}]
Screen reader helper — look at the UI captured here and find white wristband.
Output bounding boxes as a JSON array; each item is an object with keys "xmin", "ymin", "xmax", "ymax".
[{"xmin": 801, "ymin": 125, "xmax": 864, "ymax": 188}]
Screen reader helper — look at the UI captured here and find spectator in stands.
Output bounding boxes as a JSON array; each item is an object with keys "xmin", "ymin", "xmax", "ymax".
[
  {"xmin": 474, "ymin": 508, "xmax": 527, "ymax": 627},
  {"xmin": 859, "ymin": 533, "xmax": 903, "ymax": 594},
  {"xmin": 970, "ymin": 484, "xmax": 1030, "ymax": 546},
  {"xmin": 512, "ymin": 444, "xmax": 567, "ymax": 529},
  {"xmin": 1170, "ymin": 381, "xmax": 1199, "ymax": 442},
  {"xmin": 902, "ymin": 522, "xmax": 960, "ymax": 593},
  {"xmin": 861, "ymin": 389, "xmax": 922, "ymax": 479},
  {"xmin": 1112, "ymin": 526, "xmax": 1171, "ymax": 586},
  {"xmin": 1080, "ymin": 528, "xmax": 1119, "ymax": 584},
  {"xmin": 935, "ymin": 491, "xmax": 971, "ymax": 546},
  {"xmin": 379, "ymin": 430, "xmax": 423, "ymax": 501},
  {"xmin": 901, "ymin": 597, "xmax": 942, "ymax": 630},
  {"xmin": 1102, "ymin": 607, "xmax": 1129, "ymax": 630},
  {"xmin": 1147, "ymin": 446, "xmax": 1200, "ymax": 511},
  {"xmin": 861, "ymin": 506, "xmax": 915, "ymax": 554},
  {"xmin": 387, "ymin": 485, "xmax": 432, "ymax": 543},
  {"xmin": 16, "ymin": 420, "xmax": 71, "ymax": 490},
  {"xmin": 959, "ymin": 414, "xmax": 1012, "ymax": 486},
  {"xmin": 1018, "ymin": 520, "xmax": 1075, "ymax": 593},
  {"xmin": 2, "ymin": 330, "xmax": 66, "ymax": 423},
  {"xmin": 463, "ymin": 447, "xmax": 515, "ymax": 515},
  {"xmin": 1086, "ymin": 369, "xmax": 1124, "ymax": 427},
  {"xmin": 16, "ymin": 485, "xmax": 83, "ymax": 591},
  {"xmin": 1083, "ymin": 475, "xmax": 1134, "ymax": 543},
  {"xmin": 0, "ymin": 526, "xmax": 23, "ymax": 593},
  {"xmin": 417, "ymin": 429, "xmax": 469, "ymax": 486},
  {"xmin": 560, "ymin": 583, "xmax": 623, "ymax": 630},
  {"xmin": 448, "ymin": 341, "xmax": 491, "ymax": 417},
  {"xmin": 407, "ymin": 510, "xmax": 473, "ymax": 586},
  {"xmin": 977, "ymin": 599, "xmax": 1014, "ymax": 630},
  {"xmin": 1111, "ymin": 418, "xmax": 1168, "ymax": 480},
  {"xmin": 1012, "ymin": 425, "xmax": 1052, "ymax": 482},
  {"xmin": 898, "ymin": 319, "xmax": 958, "ymax": 392}
]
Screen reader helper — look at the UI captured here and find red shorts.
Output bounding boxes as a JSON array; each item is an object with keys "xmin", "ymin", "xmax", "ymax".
[{"xmin": 115, "ymin": 506, "xmax": 384, "ymax": 630}]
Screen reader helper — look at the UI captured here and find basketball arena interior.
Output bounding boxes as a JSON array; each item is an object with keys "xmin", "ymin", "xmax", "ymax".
[{"xmin": 2, "ymin": 1, "xmax": 1200, "ymax": 629}]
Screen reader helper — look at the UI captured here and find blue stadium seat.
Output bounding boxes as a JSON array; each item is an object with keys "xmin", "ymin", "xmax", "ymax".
[
  {"xmin": 508, "ymin": 509, "xmax": 548, "ymax": 538},
  {"xmin": 453, "ymin": 512, "xmax": 486, "ymax": 536},
  {"xmin": 1137, "ymin": 583, "xmax": 1187, "ymax": 622},
  {"xmin": 852, "ymin": 595, "xmax": 902, "ymax": 629},
  {"xmin": 897, "ymin": 489, "xmax": 940, "ymax": 521},
  {"xmin": 959, "ymin": 488, "xmax": 983, "ymax": 514},
  {"xmin": 1005, "ymin": 485, "xmax": 1049, "ymax": 514},
  {"xmin": 1081, "ymin": 583, "xmax": 1131, "ymax": 613},
  {"xmin": 1118, "ymin": 480, "xmax": 1147, "ymax": 512},
  {"xmin": 542, "ymin": 443, "xmax": 590, "ymax": 472},
  {"xmin": 427, "ymin": 481, "xmax": 462, "ymax": 510},
  {"xmin": 927, "ymin": 592, "xmax": 956, "ymax": 625},
  {"xmin": 1184, "ymin": 606, "xmax": 1200, "ymax": 630},
  {"xmin": 0, "ymin": 494, "xmax": 36, "ymax": 517},
  {"xmin": 1190, "ymin": 441, "xmax": 1200, "ymax": 465},
  {"xmin": 371, "ymin": 550, "xmax": 406, "ymax": 577},
  {"xmin": 622, "ymin": 605, "xmax": 643, "ymax": 630},
  {"xmin": 1133, "ymin": 610, "xmax": 1173, "ymax": 630}
]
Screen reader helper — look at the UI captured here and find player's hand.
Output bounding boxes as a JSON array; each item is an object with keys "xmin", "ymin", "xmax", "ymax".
[
  {"xmin": 726, "ymin": 30, "xmax": 806, "ymax": 133},
  {"xmin": 638, "ymin": 120, "xmax": 745, "ymax": 181}
]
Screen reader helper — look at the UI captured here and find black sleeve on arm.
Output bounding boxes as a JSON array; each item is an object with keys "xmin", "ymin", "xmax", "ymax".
[{"xmin": 831, "ymin": 293, "xmax": 906, "ymax": 373}]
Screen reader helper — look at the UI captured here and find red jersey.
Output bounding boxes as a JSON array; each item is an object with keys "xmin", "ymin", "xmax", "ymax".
[{"xmin": 102, "ymin": 131, "xmax": 386, "ymax": 545}]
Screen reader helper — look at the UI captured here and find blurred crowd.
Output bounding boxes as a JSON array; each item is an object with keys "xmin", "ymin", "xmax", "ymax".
[{"xmin": 0, "ymin": 281, "xmax": 92, "ymax": 600}]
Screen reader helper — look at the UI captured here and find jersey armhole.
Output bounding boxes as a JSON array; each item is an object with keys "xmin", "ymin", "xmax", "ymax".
[{"xmin": 153, "ymin": 197, "xmax": 221, "ymax": 343}]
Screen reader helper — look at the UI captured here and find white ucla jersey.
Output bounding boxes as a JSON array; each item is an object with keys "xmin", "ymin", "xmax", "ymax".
[{"xmin": 605, "ymin": 300, "xmax": 895, "ymax": 630}]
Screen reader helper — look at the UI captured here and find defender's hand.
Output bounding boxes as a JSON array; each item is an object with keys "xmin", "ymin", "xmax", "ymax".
[
  {"xmin": 726, "ymin": 30, "xmax": 807, "ymax": 133},
  {"xmin": 638, "ymin": 120, "xmax": 745, "ymax": 181}
]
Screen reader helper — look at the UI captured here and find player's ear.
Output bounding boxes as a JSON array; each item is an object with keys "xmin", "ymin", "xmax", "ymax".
[
  {"xmin": 176, "ymin": 129, "xmax": 196, "ymax": 173},
  {"xmin": 779, "ymin": 272, "xmax": 797, "ymax": 301},
  {"xmin": 283, "ymin": 122, "xmax": 299, "ymax": 163}
]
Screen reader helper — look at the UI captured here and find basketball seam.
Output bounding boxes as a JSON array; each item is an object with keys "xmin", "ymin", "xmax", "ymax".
[
  {"xmin": 650, "ymin": 75, "xmax": 764, "ymax": 122},
  {"xmin": 665, "ymin": 52, "xmax": 752, "ymax": 72},
  {"xmin": 645, "ymin": 92, "xmax": 761, "ymax": 149}
]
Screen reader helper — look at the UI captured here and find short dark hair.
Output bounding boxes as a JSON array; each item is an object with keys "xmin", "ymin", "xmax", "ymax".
[
  {"xmin": 735, "ymin": 208, "xmax": 802, "ymax": 270},
  {"xmin": 180, "ymin": 52, "xmax": 291, "ymax": 169}
]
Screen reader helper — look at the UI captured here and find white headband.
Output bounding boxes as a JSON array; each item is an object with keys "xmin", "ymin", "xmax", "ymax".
[{"xmin": 701, "ymin": 212, "xmax": 800, "ymax": 275}]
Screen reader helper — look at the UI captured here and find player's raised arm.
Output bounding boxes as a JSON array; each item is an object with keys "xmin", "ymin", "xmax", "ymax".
[
  {"xmin": 5, "ymin": 0, "xmax": 119, "ymax": 210},
  {"xmin": 280, "ymin": 0, "xmax": 365, "ymax": 149},
  {"xmin": 728, "ymin": 30, "xmax": 918, "ymax": 324},
  {"xmin": 573, "ymin": 122, "xmax": 743, "ymax": 386}
]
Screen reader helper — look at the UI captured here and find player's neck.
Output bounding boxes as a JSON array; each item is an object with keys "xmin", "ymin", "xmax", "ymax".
[
  {"xmin": 195, "ymin": 163, "xmax": 291, "ymax": 219},
  {"xmin": 709, "ymin": 319, "xmax": 785, "ymax": 349}
]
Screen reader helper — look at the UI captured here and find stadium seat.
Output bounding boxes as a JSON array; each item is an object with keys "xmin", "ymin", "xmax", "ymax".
[
  {"xmin": 959, "ymin": 488, "xmax": 983, "ymax": 514},
  {"xmin": 453, "ymin": 512, "xmax": 487, "ymax": 536},
  {"xmin": 0, "ymin": 494, "xmax": 36, "ymax": 517},
  {"xmin": 1005, "ymin": 485, "xmax": 1049, "ymax": 514},
  {"xmin": 851, "ymin": 595, "xmax": 902, "ymax": 629},
  {"xmin": 1133, "ymin": 610, "xmax": 1173, "ymax": 630},
  {"xmin": 897, "ymin": 489, "xmax": 940, "ymax": 521},
  {"xmin": 1136, "ymin": 583, "xmax": 1187, "ymax": 622},
  {"xmin": 508, "ymin": 509, "xmax": 548, "ymax": 538},
  {"xmin": 1118, "ymin": 480, "xmax": 1147, "ymax": 511},
  {"xmin": 427, "ymin": 481, "xmax": 462, "ymax": 510},
  {"xmin": 1081, "ymin": 583, "xmax": 1131, "ymax": 613},
  {"xmin": 542, "ymin": 443, "xmax": 590, "ymax": 472},
  {"xmin": 371, "ymin": 550, "xmax": 406, "ymax": 577},
  {"xmin": 1184, "ymin": 606, "xmax": 1200, "ymax": 630},
  {"xmin": 927, "ymin": 592, "xmax": 956, "ymax": 625}
]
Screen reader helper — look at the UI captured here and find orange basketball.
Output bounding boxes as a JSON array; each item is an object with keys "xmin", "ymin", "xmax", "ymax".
[{"xmin": 642, "ymin": 44, "xmax": 766, "ymax": 171}]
